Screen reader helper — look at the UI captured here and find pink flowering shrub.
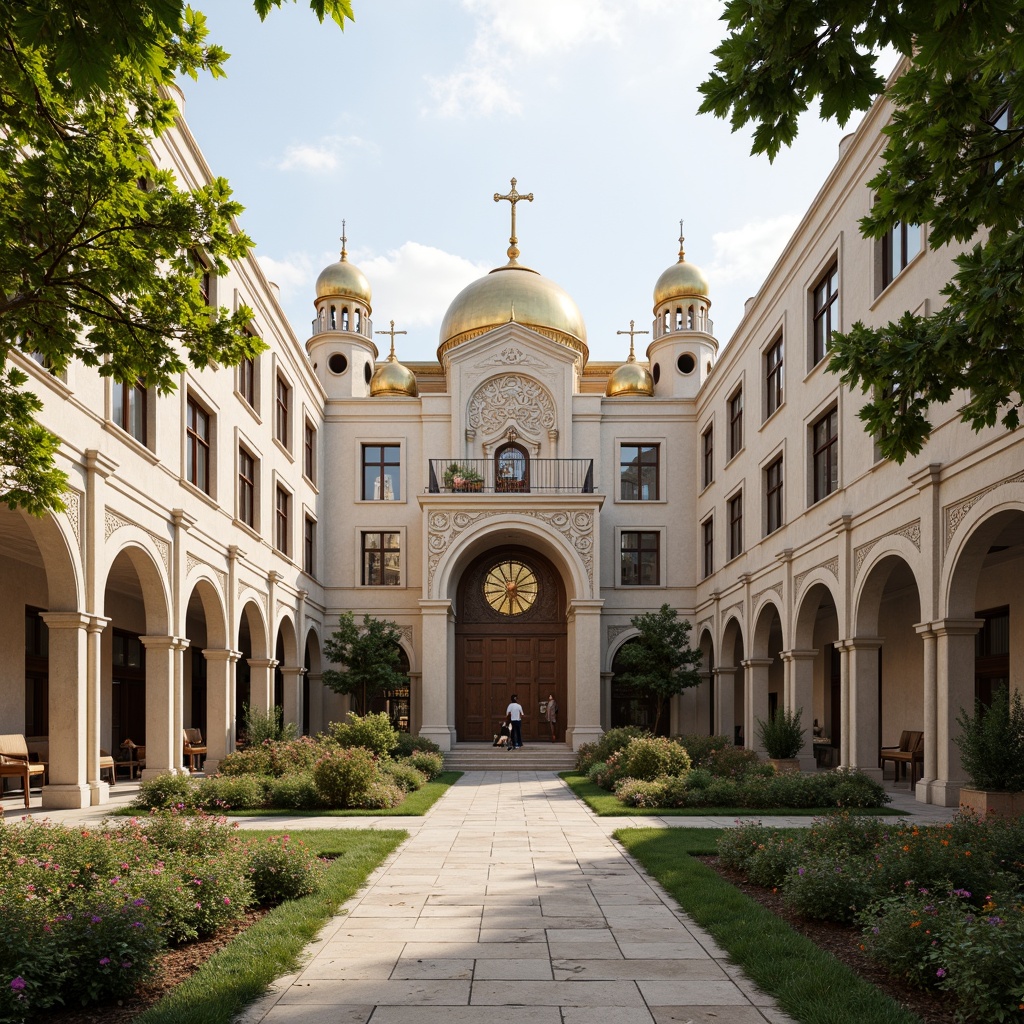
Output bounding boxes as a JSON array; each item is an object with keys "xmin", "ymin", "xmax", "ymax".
[
  {"xmin": 242, "ymin": 834, "xmax": 324, "ymax": 904},
  {"xmin": 313, "ymin": 746, "xmax": 378, "ymax": 807}
]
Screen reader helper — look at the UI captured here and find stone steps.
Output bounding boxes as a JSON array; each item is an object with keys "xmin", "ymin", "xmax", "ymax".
[{"xmin": 444, "ymin": 743, "xmax": 577, "ymax": 772}]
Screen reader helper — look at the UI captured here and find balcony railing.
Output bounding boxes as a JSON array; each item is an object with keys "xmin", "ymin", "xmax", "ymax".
[{"xmin": 428, "ymin": 459, "xmax": 594, "ymax": 494}]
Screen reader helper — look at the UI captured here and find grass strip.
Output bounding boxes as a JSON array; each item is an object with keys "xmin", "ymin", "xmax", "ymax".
[
  {"xmin": 136, "ymin": 828, "xmax": 406, "ymax": 1024},
  {"xmin": 561, "ymin": 771, "xmax": 894, "ymax": 816},
  {"xmin": 616, "ymin": 827, "xmax": 922, "ymax": 1024}
]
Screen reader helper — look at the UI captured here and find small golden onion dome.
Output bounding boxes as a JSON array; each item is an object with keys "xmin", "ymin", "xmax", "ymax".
[
  {"xmin": 315, "ymin": 253, "xmax": 372, "ymax": 308},
  {"xmin": 369, "ymin": 345, "xmax": 419, "ymax": 398},
  {"xmin": 438, "ymin": 264, "xmax": 587, "ymax": 363},
  {"xmin": 605, "ymin": 342, "xmax": 654, "ymax": 397},
  {"xmin": 653, "ymin": 224, "xmax": 709, "ymax": 308}
]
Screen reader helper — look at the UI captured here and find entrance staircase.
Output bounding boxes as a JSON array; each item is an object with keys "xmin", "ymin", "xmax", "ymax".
[{"xmin": 444, "ymin": 742, "xmax": 577, "ymax": 772}]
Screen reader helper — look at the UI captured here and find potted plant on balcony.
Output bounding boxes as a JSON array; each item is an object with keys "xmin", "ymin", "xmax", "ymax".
[
  {"xmin": 756, "ymin": 706, "xmax": 806, "ymax": 773},
  {"xmin": 955, "ymin": 684, "xmax": 1024, "ymax": 817},
  {"xmin": 443, "ymin": 463, "xmax": 484, "ymax": 492}
]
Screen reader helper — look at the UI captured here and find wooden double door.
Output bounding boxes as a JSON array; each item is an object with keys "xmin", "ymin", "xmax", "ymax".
[{"xmin": 455, "ymin": 547, "xmax": 566, "ymax": 743}]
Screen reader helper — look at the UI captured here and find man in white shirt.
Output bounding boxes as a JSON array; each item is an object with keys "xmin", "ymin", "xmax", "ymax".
[{"xmin": 505, "ymin": 693, "xmax": 525, "ymax": 749}]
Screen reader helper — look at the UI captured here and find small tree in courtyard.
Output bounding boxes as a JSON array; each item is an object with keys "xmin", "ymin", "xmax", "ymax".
[
  {"xmin": 322, "ymin": 612, "xmax": 407, "ymax": 716},
  {"xmin": 614, "ymin": 604, "xmax": 703, "ymax": 734}
]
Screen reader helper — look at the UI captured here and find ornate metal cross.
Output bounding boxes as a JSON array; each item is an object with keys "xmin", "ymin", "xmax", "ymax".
[
  {"xmin": 375, "ymin": 319, "xmax": 407, "ymax": 357},
  {"xmin": 493, "ymin": 177, "xmax": 534, "ymax": 265},
  {"xmin": 617, "ymin": 319, "xmax": 649, "ymax": 358}
]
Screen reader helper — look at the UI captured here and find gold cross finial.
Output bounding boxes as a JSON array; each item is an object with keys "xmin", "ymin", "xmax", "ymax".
[
  {"xmin": 375, "ymin": 319, "xmax": 407, "ymax": 359},
  {"xmin": 340, "ymin": 219, "xmax": 348, "ymax": 261},
  {"xmin": 677, "ymin": 219, "xmax": 685, "ymax": 263},
  {"xmin": 617, "ymin": 319, "xmax": 650, "ymax": 360},
  {"xmin": 493, "ymin": 177, "xmax": 534, "ymax": 265}
]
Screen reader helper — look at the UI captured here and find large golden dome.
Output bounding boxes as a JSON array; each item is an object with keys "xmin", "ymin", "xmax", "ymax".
[
  {"xmin": 316, "ymin": 253, "xmax": 372, "ymax": 308},
  {"xmin": 438, "ymin": 264, "xmax": 588, "ymax": 362},
  {"xmin": 653, "ymin": 227, "xmax": 709, "ymax": 308}
]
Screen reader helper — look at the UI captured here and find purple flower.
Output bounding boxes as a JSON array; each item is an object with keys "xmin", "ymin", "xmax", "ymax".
[
  {"xmin": 10, "ymin": 978, "xmax": 26, "ymax": 992},
  {"xmin": 936, "ymin": 968, "xmax": 947, "ymax": 978},
  {"xmin": 121, "ymin": 962, "xmax": 132, "ymax": 969},
  {"xmin": 798, "ymin": 867, "xmax": 805, "ymax": 876},
  {"xmin": 133, "ymin": 898, "xmax": 146, "ymax": 907},
  {"xmin": 871, "ymin": 927, "xmax": 880, "ymax": 935},
  {"xmin": 91, "ymin": 915, "xmax": 102, "ymax": 923},
  {"xmin": 99, "ymin": 957, "xmax": 111, "ymax": 966},
  {"xmin": 988, "ymin": 916, "xmax": 1003, "ymax": 925}
]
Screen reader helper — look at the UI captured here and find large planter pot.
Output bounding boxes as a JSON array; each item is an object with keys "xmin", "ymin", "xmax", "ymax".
[
  {"xmin": 768, "ymin": 757, "xmax": 801, "ymax": 774},
  {"xmin": 958, "ymin": 787, "xmax": 1024, "ymax": 818}
]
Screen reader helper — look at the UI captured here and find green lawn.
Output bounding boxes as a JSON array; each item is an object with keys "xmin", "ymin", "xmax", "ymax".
[
  {"xmin": 136, "ymin": 828, "xmax": 406, "ymax": 1024},
  {"xmin": 561, "ymin": 771, "xmax": 895, "ymax": 816},
  {"xmin": 617, "ymin": 828, "xmax": 923, "ymax": 1024}
]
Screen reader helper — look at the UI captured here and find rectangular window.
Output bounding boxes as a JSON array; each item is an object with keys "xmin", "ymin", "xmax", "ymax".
[
  {"xmin": 239, "ymin": 352, "xmax": 255, "ymax": 409},
  {"xmin": 619, "ymin": 444, "xmax": 659, "ymax": 500},
  {"xmin": 238, "ymin": 448, "xmax": 255, "ymax": 528},
  {"xmin": 620, "ymin": 530, "xmax": 660, "ymax": 586},
  {"xmin": 362, "ymin": 531, "xmax": 401, "ymax": 586},
  {"xmin": 701, "ymin": 426, "xmax": 714, "ymax": 488},
  {"xmin": 362, "ymin": 444, "xmax": 401, "ymax": 500},
  {"xmin": 702, "ymin": 518, "xmax": 714, "ymax": 579},
  {"xmin": 304, "ymin": 515, "xmax": 315, "ymax": 576},
  {"xmin": 275, "ymin": 375, "xmax": 290, "ymax": 448},
  {"xmin": 882, "ymin": 222, "xmax": 922, "ymax": 287},
  {"xmin": 728, "ymin": 492, "xmax": 743, "ymax": 560},
  {"xmin": 275, "ymin": 486, "xmax": 290, "ymax": 555},
  {"xmin": 112, "ymin": 380, "xmax": 147, "ymax": 445},
  {"xmin": 728, "ymin": 388, "xmax": 743, "ymax": 459},
  {"xmin": 186, "ymin": 396, "xmax": 210, "ymax": 493},
  {"xmin": 765, "ymin": 456, "xmax": 784, "ymax": 535},
  {"xmin": 304, "ymin": 421, "xmax": 316, "ymax": 483},
  {"xmin": 812, "ymin": 407, "xmax": 839, "ymax": 503},
  {"xmin": 765, "ymin": 336, "xmax": 784, "ymax": 417},
  {"xmin": 812, "ymin": 261, "xmax": 839, "ymax": 365}
]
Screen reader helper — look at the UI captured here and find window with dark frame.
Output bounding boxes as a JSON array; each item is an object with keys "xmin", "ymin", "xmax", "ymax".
[
  {"xmin": 728, "ymin": 388, "xmax": 743, "ymax": 459},
  {"xmin": 702, "ymin": 518, "xmax": 714, "ymax": 579},
  {"xmin": 765, "ymin": 456, "xmax": 784, "ymax": 535},
  {"xmin": 304, "ymin": 515, "xmax": 315, "ymax": 576},
  {"xmin": 275, "ymin": 486, "xmax": 290, "ymax": 555},
  {"xmin": 362, "ymin": 531, "xmax": 401, "ymax": 586},
  {"xmin": 185, "ymin": 396, "xmax": 210, "ymax": 493},
  {"xmin": 728, "ymin": 492, "xmax": 743, "ymax": 560},
  {"xmin": 765, "ymin": 336, "xmax": 784, "ymax": 417},
  {"xmin": 362, "ymin": 444, "xmax": 401, "ymax": 500},
  {"xmin": 239, "ymin": 351, "xmax": 255, "ymax": 409},
  {"xmin": 275, "ymin": 375, "xmax": 290, "ymax": 448},
  {"xmin": 112, "ymin": 380, "xmax": 147, "ymax": 445},
  {"xmin": 304, "ymin": 421, "xmax": 316, "ymax": 482},
  {"xmin": 238, "ymin": 448, "xmax": 255, "ymax": 528},
  {"xmin": 990, "ymin": 103, "xmax": 1012, "ymax": 176},
  {"xmin": 620, "ymin": 530, "xmax": 660, "ymax": 586},
  {"xmin": 701, "ymin": 426, "xmax": 713, "ymax": 488},
  {"xmin": 619, "ymin": 444, "xmax": 659, "ymax": 500},
  {"xmin": 812, "ymin": 406, "xmax": 839, "ymax": 503},
  {"xmin": 882, "ymin": 222, "xmax": 922, "ymax": 287},
  {"xmin": 812, "ymin": 261, "xmax": 839, "ymax": 366}
]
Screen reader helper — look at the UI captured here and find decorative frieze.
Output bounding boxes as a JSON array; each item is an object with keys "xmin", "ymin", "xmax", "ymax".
[
  {"xmin": 61, "ymin": 489, "xmax": 83, "ymax": 550},
  {"xmin": 793, "ymin": 556, "xmax": 839, "ymax": 594},
  {"xmin": 854, "ymin": 519, "xmax": 922, "ymax": 577},
  {"xmin": 751, "ymin": 581, "xmax": 784, "ymax": 607},
  {"xmin": 104, "ymin": 510, "xmax": 129, "ymax": 540},
  {"xmin": 944, "ymin": 471, "xmax": 1024, "ymax": 552},
  {"xmin": 467, "ymin": 374, "xmax": 556, "ymax": 437},
  {"xmin": 606, "ymin": 624, "xmax": 630, "ymax": 647}
]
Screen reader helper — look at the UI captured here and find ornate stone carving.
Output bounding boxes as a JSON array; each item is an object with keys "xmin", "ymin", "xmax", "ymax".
[
  {"xmin": 104, "ymin": 510, "xmax": 129, "ymax": 540},
  {"xmin": 751, "ymin": 581, "xmax": 784, "ymax": 607},
  {"xmin": 854, "ymin": 519, "xmax": 923, "ymax": 577},
  {"xmin": 722, "ymin": 602, "xmax": 743, "ymax": 622},
  {"xmin": 427, "ymin": 508, "xmax": 594, "ymax": 596},
  {"xmin": 397, "ymin": 625, "xmax": 413, "ymax": 644},
  {"xmin": 944, "ymin": 471, "xmax": 1024, "ymax": 551},
  {"xmin": 697, "ymin": 617, "xmax": 713, "ymax": 636},
  {"xmin": 62, "ymin": 489, "xmax": 83, "ymax": 550},
  {"xmin": 854, "ymin": 538, "xmax": 879, "ymax": 576},
  {"xmin": 484, "ymin": 346, "xmax": 541, "ymax": 366},
  {"xmin": 150, "ymin": 534, "xmax": 171, "ymax": 579},
  {"xmin": 794, "ymin": 556, "xmax": 839, "ymax": 594},
  {"xmin": 186, "ymin": 554, "xmax": 203, "ymax": 577},
  {"xmin": 607, "ymin": 624, "xmax": 630, "ymax": 646},
  {"xmin": 467, "ymin": 374, "xmax": 556, "ymax": 438},
  {"xmin": 215, "ymin": 570, "xmax": 228, "ymax": 597}
]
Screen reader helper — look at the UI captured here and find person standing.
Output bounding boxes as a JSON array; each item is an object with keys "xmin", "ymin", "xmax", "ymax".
[
  {"xmin": 505, "ymin": 693, "xmax": 525, "ymax": 749},
  {"xmin": 545, "ymin": 693, "xmax": 559, "ymax": 742}
]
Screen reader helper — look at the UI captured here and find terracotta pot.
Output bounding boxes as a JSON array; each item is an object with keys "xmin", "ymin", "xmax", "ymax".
[
  {"xmin": 958, "ymin": 787, "xmax": 1024, "ymax": 818},
  {"xmin": 768, "ymin": 757, "xmax": 801, "ymax": 774}
]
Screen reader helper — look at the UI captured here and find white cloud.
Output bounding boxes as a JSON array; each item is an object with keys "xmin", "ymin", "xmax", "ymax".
[
  {"xmin": 425, "ymin": 67, "xmax": 522, "ymax": 119},
  {"xmin": 276, "ymin": 135, "xmax": 378, "ymax": 174},
  {"xmin": 708, "ymin": 214, "xmax": 801, "ymax": 288},
  {"xmin": 256, "ymin": 252, "xmax": 318, "ymax": 300}
]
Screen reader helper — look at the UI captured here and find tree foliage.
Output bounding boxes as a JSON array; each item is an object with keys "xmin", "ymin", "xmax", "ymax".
[
  {"xmin": 699, "ymin": 1, "xmax": 1024, "ymax": 461},
  {"xmin": 0, "ymin": 0, "xmax": 354, "ymax": 513},
  {"xmin": 614, "ymin": 604, "xmax": 703, "ymax": 734},
  {"xmin": 322, "ymin": 612, "xmax": 407, "ymax": 717}
]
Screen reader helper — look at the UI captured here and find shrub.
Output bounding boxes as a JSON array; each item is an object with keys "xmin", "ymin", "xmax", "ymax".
[
  {"xmin": 242, "ymin": 834, "xmax": 325, "ymax": 904},
  {"xmin": 329, "ymin": 711, "xmax": 399, "ymax": 757},
  {"xmin": 660, "ymin": 772, "xmax": 702, "ymax": 807},
  {"xmin": 266, "ymin": 735, "xmax": 323, "ymax": 777},
  {"xmin": 825, "ymin": 766, "xmax": 890, "ymax": 808},
  {"xmin": 615, "ymin": 777, "xmax": 670, "ymax": 808},
  {"xmin": 133, "ymin": 772, "xmax": 196, "ymax": 810},
  {"xmin": 405, "ymin": 750, "xmax": 445, "ymax": 780},
  {"xmin": 576, "ymin": 726, "xmax": 650, "ymax": 772},
  {"xmin": 783, "ymin": 854, "xmax": 874, "ymax": 923},
  {"xmin": 675, "ymin": 733, "xmax": 730, "ymax": 767},
  {"xmin": 195, "ymin": 774, "xmax": 270, "ymax": 810},
  {"xmin": 756, "ymin": 706, "xmax": 806, "ymax": 759},
  {"xmin": 746, "ymin": 832, "xmax": 802, "ymax": 888},
  {"xmin": 619, "ymin": 736, "xmax": 691, "ymax": 781},
  {"xmin": 801, "ymin": 811, "xmax": 890, "ymax": 859},
  {"xmin": 391, "ymin": 733, "xmax": 442, "ymax": 758},
  {"xmin": 704, "ymin": 744, "xmax": 768, "ymax": 781},
  {"xmin": 382, "ymin": 760, "xmax": 427, "ymax": 792},
  {"xmin": 353, "ymin": 778, "xmax": 405, "ymax": 809},
  {"xmin": 589, "ymin": 752, "xmax": 629, "ymax": 790},
  {"xmin": 313, "ymin": 746, "xmax": 379, "ymax": 808},
  {"xmin": 575, "ymin": 741, "xmax": 600, "ymax": 773},
  {"xmin": 717, "ymin": 821, "xmax": 777, "ymax": 872},
  {"xmin": 705, "ymin": 777, "xmax": 740, "ymax": 807},
  {"xmin": 267, "ymin": 773, "xmax": 323, "ymax": 810},
  {"xmin": 218, "ymin": 744, "xmax": 275, "ymax": 777},
  {"xmin": 241, "ymin": 703, "xmax": 296, "ymax": 745},
  {"xmin": 955, "ymin": 684, "xmax": 1024, "ymax": 791}
]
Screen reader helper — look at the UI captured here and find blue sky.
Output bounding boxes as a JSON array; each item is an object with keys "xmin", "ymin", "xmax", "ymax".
[{"xmin": 179, "ymin": 0, "xmax": 872, "ymax": 363}]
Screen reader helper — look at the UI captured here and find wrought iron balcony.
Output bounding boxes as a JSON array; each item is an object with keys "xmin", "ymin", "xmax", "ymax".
[{"xmin": 428, "ymin": 458, "xmax": 594, "ymax": 494}]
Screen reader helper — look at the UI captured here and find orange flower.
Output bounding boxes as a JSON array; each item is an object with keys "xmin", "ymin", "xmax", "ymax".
[{"xmin": 910, "ymin": 921, "xmax": 921, "ymax": 928}]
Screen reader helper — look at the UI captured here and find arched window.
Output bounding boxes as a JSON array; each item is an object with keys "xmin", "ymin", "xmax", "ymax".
[
  {"xmin": 675, "ymin": 307, "xmax": 683, "ymax": 331},
  {"xmin": 354, "ymin": 309, "xmax": 361, "ymax": 332},
  {"xmin": 341, "ymin": 307, "xmax": 350, "ymax": 331},
  {"xmin": 495, "ymin": 442, "xmax": 529, "ymax": 492},
  {"xmin": 663, "ymin": 310, "xmax": 670, "ymax": 331},
  {"xmin": 687, "ymin": 305, "xmax": 695, "ymax": 330},
  {"xmin": 610, "ymin": 639, "xmax": 669, "ymax": 735},
  {"xmin": 329, "ymin": 306, "xmax": 336, "ymax": 330}
]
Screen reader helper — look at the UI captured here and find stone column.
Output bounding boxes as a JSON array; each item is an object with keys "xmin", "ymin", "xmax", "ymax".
[
  {"xmin": 86, "ymin": 615, "xmax": 111, "ymax": 805},
  {"xmin": 418, "ymin": 599, "xmax": 453, "ymax": 750},
  {"xmin": 566, "ymin": 600, "xmax": 604, "ymax": 750},
  {"xmin": 40, "ymin": 612, "xmax": 91, "ymax": 809},
  {"xmin": 780, "ymin": 649, "xmax": 817, "ymax": 771},
  {"xmin": 203, "ymin": 648, "xmax": 239, "ymax": 774},
  {"xmin": 846, "ymin": 637, "xmax": 884, "ymax": 781},
  {"xmin": 836, "ymin": 640, "xmax": 853, "ymax": 766},
  {"xmin": 280, "ymin": 666, "xmax": 306, "ymax": 735},
  {"xmin": 742, "ymin": 658, "xmax": 773, "ymax": 756},
  {"xmin": 932, "ymin": 618, "xmax": 983, "ymax": 807},
  {"xmin": 173, "ymin": 637, "xmax": 189, "ymax": 772},
  {"xmin": 140, "ymin": 635, "xmax": 179, "ymax": 778},
  {"xmin": 914, "ymin": 622, "xmax": 938, "ymax": 802},
  {"xmin": 600, "ymin": 671, "xmax": 614, "ymax": 734},
  {"xmin": 713, "ymin": 666, "xmax": 736, "ymax": 742},
  {"xmin": 247, "ymin": 658, "xmax": 277, "ymax": 714}
]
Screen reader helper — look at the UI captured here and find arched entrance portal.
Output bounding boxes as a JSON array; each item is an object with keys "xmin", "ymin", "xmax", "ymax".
[{"xmin": 455, "ymin": 546, "xmax": 566, "ymax": 742}]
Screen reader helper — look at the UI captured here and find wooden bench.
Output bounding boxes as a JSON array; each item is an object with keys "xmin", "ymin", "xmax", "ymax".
[
  {"xmin": 0, "ymin": 734, "xmax": 47, "ymax": 808},
  {"xmin": 880, "ymin": 730, "xmax": 924, "ymax": 788}
]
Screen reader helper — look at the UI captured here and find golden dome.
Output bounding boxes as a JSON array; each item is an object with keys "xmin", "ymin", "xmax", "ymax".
[
  {"xmin": 605, "ymin": 340, "xmax": 654, "ymax": 397},
  {"xmin": 370, "ymin": 328, "xmax": 418, "ymax": 397},
  {"xmin": 316, "ymin": 253, "xmax": 372, "ymax": 307},
  {"xmin": 438, "ymin": 264, "xmax": 588, "ymax": 363},
  {"xmin": 653, "ymin": 225, "xmax": 709, "ymax": 308}
]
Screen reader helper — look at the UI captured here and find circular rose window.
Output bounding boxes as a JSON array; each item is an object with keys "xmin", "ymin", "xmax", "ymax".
[{"xmin": 483, "ymin": 560, "xmax": 539, "ymax": 616}]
